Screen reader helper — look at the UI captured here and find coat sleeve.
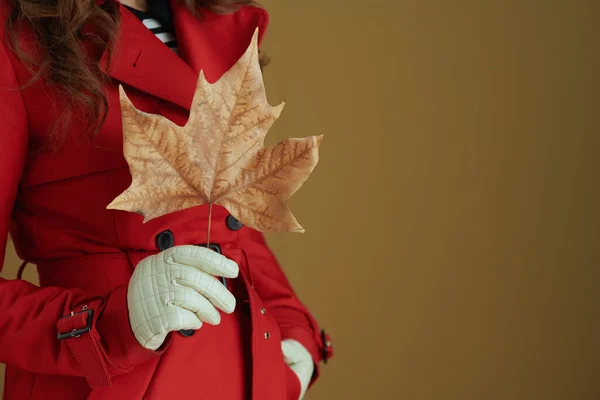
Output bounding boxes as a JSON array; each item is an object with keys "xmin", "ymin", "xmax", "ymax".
[
  {"xmin": 0, "ymin": 39, "xmax": 163, "ymax": 387},
  {"xmin": 240, "ymin": 229, "xmax": 334, "ymax": 382}
]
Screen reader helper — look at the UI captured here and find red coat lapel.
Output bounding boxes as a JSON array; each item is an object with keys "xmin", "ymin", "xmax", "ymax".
[
  {"xmin": 100, "ymin": 2, "xmax": 268, "ymax": 110},
  {"xmin": 99, "ymin": 3, "xmax": 197, "ymax": 111},
  {"xmin": 93, "ymin": 2, "xmax": 269, "ymax": 150}
]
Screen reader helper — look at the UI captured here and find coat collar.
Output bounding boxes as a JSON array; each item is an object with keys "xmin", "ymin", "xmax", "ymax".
[
  {"xmin": 98, "ymin": 1, "xmax": 267, "ymax": 110},
  {"xmin": 99, "ymin": 0, "xmax": 198, "ymax": 111},
  {"xmin": 93, "ymin": 1, "xmax": 267, "ymax": 151}
]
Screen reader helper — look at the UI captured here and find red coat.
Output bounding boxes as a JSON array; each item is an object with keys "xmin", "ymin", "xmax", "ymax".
[{"xmin": 0, "ymin": 1, "xmax": 333, "ymax": 399}]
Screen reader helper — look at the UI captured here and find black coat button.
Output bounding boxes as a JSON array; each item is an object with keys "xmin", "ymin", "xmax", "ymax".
[
  {"xmin": 156, "ymin": 230, "xmax": 174, "ymax": 250},
  {"xmin": 179, "ymin": 329, "xmax": 195, "ymax": 337},
  {"xmin": 226, "ymin": 214, "xmax": 244, "ymax": 231}
]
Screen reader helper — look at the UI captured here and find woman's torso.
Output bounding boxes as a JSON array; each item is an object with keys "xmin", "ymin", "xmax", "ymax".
[{"xmin": 0, "ymin": 2, "xmax": 300, "ymax": 399}]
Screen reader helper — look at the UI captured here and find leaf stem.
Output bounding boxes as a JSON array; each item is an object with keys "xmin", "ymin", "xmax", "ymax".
[{"xmin": 207, "ymin": 202, "xmax": 213, "ymax": 247}]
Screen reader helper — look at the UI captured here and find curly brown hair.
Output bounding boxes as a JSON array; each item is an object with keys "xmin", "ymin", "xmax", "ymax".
[{"xmin": 4, "ymin": 0, "xmax": 262, "ymax": 145}]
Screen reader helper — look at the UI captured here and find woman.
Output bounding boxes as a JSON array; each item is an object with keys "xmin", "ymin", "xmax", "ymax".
[{"xmin": 0, "ymin": 0, "xmax": 333, "ymax": 398}]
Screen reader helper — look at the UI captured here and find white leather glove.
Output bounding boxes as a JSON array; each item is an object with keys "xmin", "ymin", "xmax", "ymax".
[
  {"xmin": 127, "ymin": 245, "xmax": 239, "ymax": 350},
  {"xmin": 282, "ymin": 339, "xmax": 315, "ymax": 400}
]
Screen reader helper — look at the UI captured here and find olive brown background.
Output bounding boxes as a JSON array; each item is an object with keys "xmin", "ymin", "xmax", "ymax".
[{"xmin": 2, "ymin": 0, "xmax": 599, "ymax": 399}]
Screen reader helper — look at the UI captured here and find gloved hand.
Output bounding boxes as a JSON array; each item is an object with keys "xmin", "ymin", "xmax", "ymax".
[
  {"xmin": 282, "ymin": 339, "xmax": 315, "ymax": 400},
  {"xmin": 127, "ymin": 245, "xmax": 239, "ymax": 350}
]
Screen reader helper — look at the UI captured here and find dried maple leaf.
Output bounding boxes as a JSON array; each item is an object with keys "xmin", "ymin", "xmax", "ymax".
[{"xmin": 107, "ymin": 29, "xmax": 322, "ymax": 234}]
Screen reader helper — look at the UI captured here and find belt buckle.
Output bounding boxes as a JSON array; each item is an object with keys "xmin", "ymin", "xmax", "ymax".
[{"xmin": 57, "ymin": 309, "xmax": 94, "ymax": 340}]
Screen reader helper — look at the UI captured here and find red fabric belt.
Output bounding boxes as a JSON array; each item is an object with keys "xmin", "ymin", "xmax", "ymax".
[{"xmin": 37, "ymin": 251, "xmax": 155, "ymax": 292}]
